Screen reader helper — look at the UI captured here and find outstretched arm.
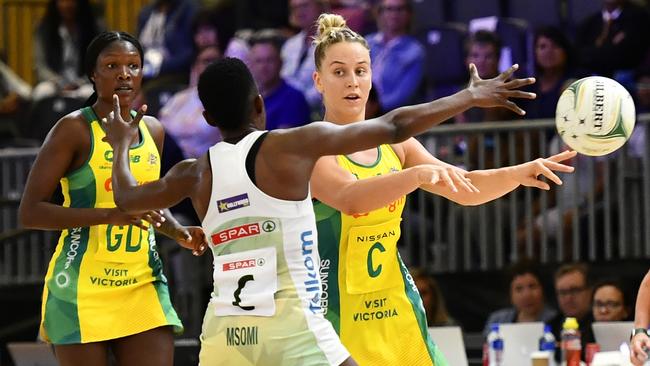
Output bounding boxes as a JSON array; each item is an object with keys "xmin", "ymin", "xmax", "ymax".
[{"xmin": 278, "ymin": 64, "xmax": 535, "ymax": 160}]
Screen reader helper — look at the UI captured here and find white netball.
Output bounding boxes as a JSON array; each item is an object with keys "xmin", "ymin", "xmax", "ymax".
[{"xmin": 555, "ymin": 76, "xmax": 636, "ymax": 156}]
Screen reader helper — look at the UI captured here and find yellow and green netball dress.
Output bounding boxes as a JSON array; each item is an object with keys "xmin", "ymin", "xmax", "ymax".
[
  {"xmin": 314, "ymin": 144, "xmax": 448, "ymax": 366},
  {"xmin": 40, "ymin": 107, "xmax": 182, "ymax": 344}
]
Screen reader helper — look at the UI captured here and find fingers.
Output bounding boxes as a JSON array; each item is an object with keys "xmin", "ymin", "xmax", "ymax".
[
  {"xmin": 547, "ymin": 150, "xmax": 577, "ymax": 163},
  {"xmin": 522, "ymin": 177, "xmax": 551, "ymax": 190},
  {"xmin": 468, "ymin": 63, "xmax": 479, "ymax": 81},
  {"xmin": 536, "ymin": 163, "xmax": 563, "ymax": 185},
  {"xmin": 498, "ymin": 64, "xmax": 519, "ymax": 81},
  {"xmin": 503, "ymin": 78, "xmax": 536, "ymax": 91},
  {"xmin": 543, "ymin": 160, "xmax": 575, "ymax": 173},
  {"xmin": 502, "ymin": 100, "xmax": 526, "ymax": 115},
  {"xmin": 503, "ymin": 90, "xmax": 536, "ymax": 100},
  {"xmin": 143, "ymin": 210, "xmax": 165, "ymax": 227},
  {"xmin": 439, "ymin": 171, "xmax": 458, "ymax": 193},
  {"xmin": 112, "ymin": 94, "xmax": 121, "ymax": 118},
  {"xmin": 132, "ymin": 104, "xmax": 147, "ymax": 126},
  {"xmin": 132, "ymin": 219, "xmax": 148, "ymax": 230}
]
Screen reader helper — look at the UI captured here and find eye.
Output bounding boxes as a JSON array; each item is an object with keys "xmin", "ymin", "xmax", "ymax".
[
  {"xmin": 334, "ymin": 69, "xmax": 344, "ymax": 76},
  {"xmin": 107, "ymin": 63, "xmax": 116, "ymax": 69},
  {"xmin": 356, "ymin": 68, "xmax": 367, "ymax": 76},
  {"xmin": 129, "ymin": 63, "xmax": 139, "ymax": 69}
]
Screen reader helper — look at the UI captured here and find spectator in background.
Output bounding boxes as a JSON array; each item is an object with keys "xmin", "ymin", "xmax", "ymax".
[
  {"xmin": 192, "ymin": 9, "xmax": 221, "ymax": 50},
  {"xmin": 0, "ymin": 60, "xmax": 32, "ymax": 141},
  {"xmin": 592, "ymin": 279, "xmax": 631, "ymax": 322},
  {"xmin": 549, "ymin": 263, "xmax": 594, "ymax": 359},
  {"xmin": 158, "ymin": 45, "xmax": 222, "ymax": 159},
  {"xmin": 249, "ymin": 30, "xmax": 311, "ymax": 130},
  {"xmin": 522, "ymin": 26, "xmax": 577, "ymax": 121},
  {"xmin": 483, "ymin": 260, "xmax": 556, "ymax": 336},
  {"xmin": 575, "ymin": 0, "xmax": 650, "ymax": 79},
  {"xmin": 137, "ymin": 0, "xmax": 197, "ymax": 83},
  {"xmin": 330, "ymin": 0, "xmax": 373, "ymax": 34},
  {"xmin": 225, "ymin": 29, "xmax": 253, "ymax": 66},
  {"xmin": 366, "ymin": 0, "xmax": 424, "ymax": 112},
  {"xmin": 281, "ymin": 0, "xmax": 329, "ymax": 111},
  {"xmin": 32, "ymin": 0, "xmax": 101, "ymax": 101},
  {"xmin": 411, "ymin": 268, "xmax": 456, "ymax": 327}
]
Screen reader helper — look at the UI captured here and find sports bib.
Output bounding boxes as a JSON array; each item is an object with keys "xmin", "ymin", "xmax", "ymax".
[
  {"xmin": 212, "ymin": 247, "xmax": 278, "ymax": 317},
  {"xmin": 345, "ymin": 218, "xmax": 402, "ymax": 294}
]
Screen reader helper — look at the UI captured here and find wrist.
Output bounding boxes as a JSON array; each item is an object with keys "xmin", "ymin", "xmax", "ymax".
[{"xmin": 632, "ymin": 327, "xmax": 649, "ymax": 341}]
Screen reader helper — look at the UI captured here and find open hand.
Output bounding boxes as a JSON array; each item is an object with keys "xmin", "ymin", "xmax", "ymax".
[
  {"xmin": 467, "ymin": 63, "xmax": 536, "ymax": 115},
  {"xmin": 176, "ymin": 226, "xmax": 208, "ymax": 256},
  {"xmin": 507, "ymin": 150, "xmax": 577, "ymax": 190},
  {"xmin": 101, "ymin": 94, "xmax": 147, "ymax": 147},
  {"xmin": 414, "ymin": 164, "xmax": 479, "ymax": 193}
]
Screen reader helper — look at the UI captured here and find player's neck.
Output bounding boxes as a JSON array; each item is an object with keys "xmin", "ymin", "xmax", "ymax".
[{"xmin": 323, "ymin": 109, "xmax": 365, "ymax": 125}]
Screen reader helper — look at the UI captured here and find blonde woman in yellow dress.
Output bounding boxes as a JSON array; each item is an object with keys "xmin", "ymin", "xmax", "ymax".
[{"xmin": 310, "ymin": 13, "xmax": 577, "ymax": 366}]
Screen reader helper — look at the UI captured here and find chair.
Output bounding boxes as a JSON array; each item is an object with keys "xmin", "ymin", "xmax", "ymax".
[
  {"xmin": 412, "ymin": 0, "xmax": 446, "ymax": 33},
  {"xmin": 496, "ymin": 18, "xmax": 533, "ymax": 77},
  {"xmin": 25, "ymin": 95, "xmax": 85, "ymax": 142},
  {"xmin": 507, "ymin": 0, "xmax": 562, "ymax": 28},
  {"xmin": 449, "ymin": 0, "xmax": 501, "ymax": 24},
  {"xmin": 428, "ymin": 326, "xmax": 469, "ymax": 366},
  {"xmin": 416, "ymin": 23, "xmax": 468, "ymax": 99}
]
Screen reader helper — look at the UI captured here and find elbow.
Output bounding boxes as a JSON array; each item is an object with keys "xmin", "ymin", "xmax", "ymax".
[
  {"xmin": 18, "ymin": 203, "xmax": 37, "ymax": 229},
  {"xmin": 339, "ymin": 201, "xmax": 369, "ymax": 216}
]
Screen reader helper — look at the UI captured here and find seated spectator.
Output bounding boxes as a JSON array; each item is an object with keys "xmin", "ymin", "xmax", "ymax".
[
  {"xmin": 330, "ymin": 0, "xmax": 373, "ymax": 35},
  {"xmin": 549, "ymin": 262, "xmax": 594, "ymax": 361},
  {"xmin": 592, "ymin": 279, "xmax": 631, "ymax": 322},
  {"xmin": 137, "ymin": 0, "xmax": 197, "ymax": 82},
  {"xmin": 483, "ymin": 259, "xmax": 556, "ymax": 336},
  {"xmin": 0, "ymin": 60, "xmax": 32, "ymax": 141},
  {"xmin": 575, "ymin": 0, "xmax": 650, "ymax": 79},
  {"xmin": 158, "ymin": 45, "xmax": 222, "ymax": 159},
  {"xmin": 249, "ymin": 30, "xmax": 311, "ymax": 130},
  {"xmin": 411, "ymin": 268, "xmax": 457, "ymax": 327},
  {"xmin": 281, "ymin": 0, "xmax": 329, "ymax": 111},
  {"xmin": 366, "ymin": 0, "xmax": 424, "ymax": 112},
  {"xmin": 32, "ymin": 0, "xmax": 101, "ymax": 101},
  {"xmin": 522, "ymin": 26, "xmax": 577, "ymax": 121}
]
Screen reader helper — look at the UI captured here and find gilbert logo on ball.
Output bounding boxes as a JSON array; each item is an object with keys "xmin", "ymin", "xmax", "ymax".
[{"xmin": 555, "ymin": 76, "xmax": 635, "ymax": 156}]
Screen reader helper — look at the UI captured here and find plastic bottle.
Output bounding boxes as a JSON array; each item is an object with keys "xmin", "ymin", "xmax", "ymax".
[
  {"xmin": 561, "ymin": 317, "xmax": 581, "ymax": 366},
  {"xmin": 487, "ymin": 323, "xmax": 504, "ymax": 366},
  {"xmin": 539, "ymin": 323, "xmax": 557, "ymax": 366}
]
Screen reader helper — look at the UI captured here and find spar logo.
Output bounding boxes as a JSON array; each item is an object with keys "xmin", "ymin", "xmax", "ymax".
[
  {"xmin": 217, "ymin": 193, "xmax": 250, "ymax": 213},
  {"xmin": 222, "ymin": 257, "xmax": 266, "ymax": 271},
  {"xmin": 211, "ymin": 220, "xmax": 276, "ymax": 246}
]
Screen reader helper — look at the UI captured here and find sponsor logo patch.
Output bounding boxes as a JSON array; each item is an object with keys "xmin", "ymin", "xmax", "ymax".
[{"xmin": 217, "ymin": 193, "xmax": 250, "ymax": 213}]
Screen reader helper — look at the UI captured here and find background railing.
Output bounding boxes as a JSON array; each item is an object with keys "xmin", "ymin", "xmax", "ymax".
[{"xmin": 3, "ymin": 116, "xmax": 650, "ymax": 284}]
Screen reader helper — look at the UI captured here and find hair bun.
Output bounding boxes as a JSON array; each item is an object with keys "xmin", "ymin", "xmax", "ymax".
[{"xmin": 316, "ymin": 13, "xmax": 347, "ymax": 41}]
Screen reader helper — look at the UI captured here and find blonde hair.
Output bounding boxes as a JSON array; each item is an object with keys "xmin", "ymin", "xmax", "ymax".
[{"xmin": 312, "ymin": 13, "xmax": 369, "ymax": 70}]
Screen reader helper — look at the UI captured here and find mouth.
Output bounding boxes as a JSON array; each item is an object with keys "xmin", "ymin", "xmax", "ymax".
[
  {"xmin": 114, "ymin": 86, "xmax": 133, "ymax": 93},
  {"xmin": 344, "ymin": 94, "xmax": 361, "ymax": 101}
]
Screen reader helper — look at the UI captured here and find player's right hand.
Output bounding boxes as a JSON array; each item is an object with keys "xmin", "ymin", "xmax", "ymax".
[{"xmin": 467, "ymin": 63, "xmax": 537, "ymax": 115}]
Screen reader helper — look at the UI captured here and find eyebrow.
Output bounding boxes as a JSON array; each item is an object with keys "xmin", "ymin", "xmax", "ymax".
[{"xmin": 329, "ymin": 60, "xmax": 369, "ymax": 66}]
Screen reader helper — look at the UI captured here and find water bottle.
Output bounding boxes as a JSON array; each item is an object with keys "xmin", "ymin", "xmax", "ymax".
[
  {"xmin": 539, "ymin": 323, "xmax": 557, "ymax": 366},
  {"xmin": 487, "ymin": 323, "xmax": 504, "ymax": 366},
  {"xmin": 561, "ymin": 317, "xmax": 581, "ymax": 366}
]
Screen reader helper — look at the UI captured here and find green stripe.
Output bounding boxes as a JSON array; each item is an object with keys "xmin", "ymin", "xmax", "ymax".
[
  {"xmin": 148, "ymin": 228, "xmax": 183, "ymax": 334},
  {"xmin": 313, "ymin": 200, "xmax": 342, "ymax": 334},
  {"xmin": 43, "ymin": 226, "xmax": 90, "ymax": 344},
  {"xmin": 344, "ymin": 146, "xmax": 382, "ymax": 168},
  {"xmin": 398, "ymin": 253, "xmax": 449, "ymax": 366}
]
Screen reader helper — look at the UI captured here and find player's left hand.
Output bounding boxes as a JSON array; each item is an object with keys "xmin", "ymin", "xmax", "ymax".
[
  {"xmin": 506, "ymin": 150, "xmax": 577, "ymax": 190},
  {"xmin": 101, "ymin": 94, "xmax": 146, "ymax": 147},
  {"xmin": 176, "ymin": 226, "xmax": 208, "ymax": 256}
]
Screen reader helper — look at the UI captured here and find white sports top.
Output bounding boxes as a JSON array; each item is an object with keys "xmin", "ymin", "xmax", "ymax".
[{"xmin": 199, "ymin": 131, "xmax": 349, "ymax": 366}]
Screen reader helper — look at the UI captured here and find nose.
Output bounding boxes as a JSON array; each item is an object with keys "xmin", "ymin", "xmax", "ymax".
[
  {"xmin": 347, "ymin": 73, "xmax": 359, "ymax": 88},
  {"xmin": 117, "ymin": 66, "xmax": 131, "ymax": 80}
]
